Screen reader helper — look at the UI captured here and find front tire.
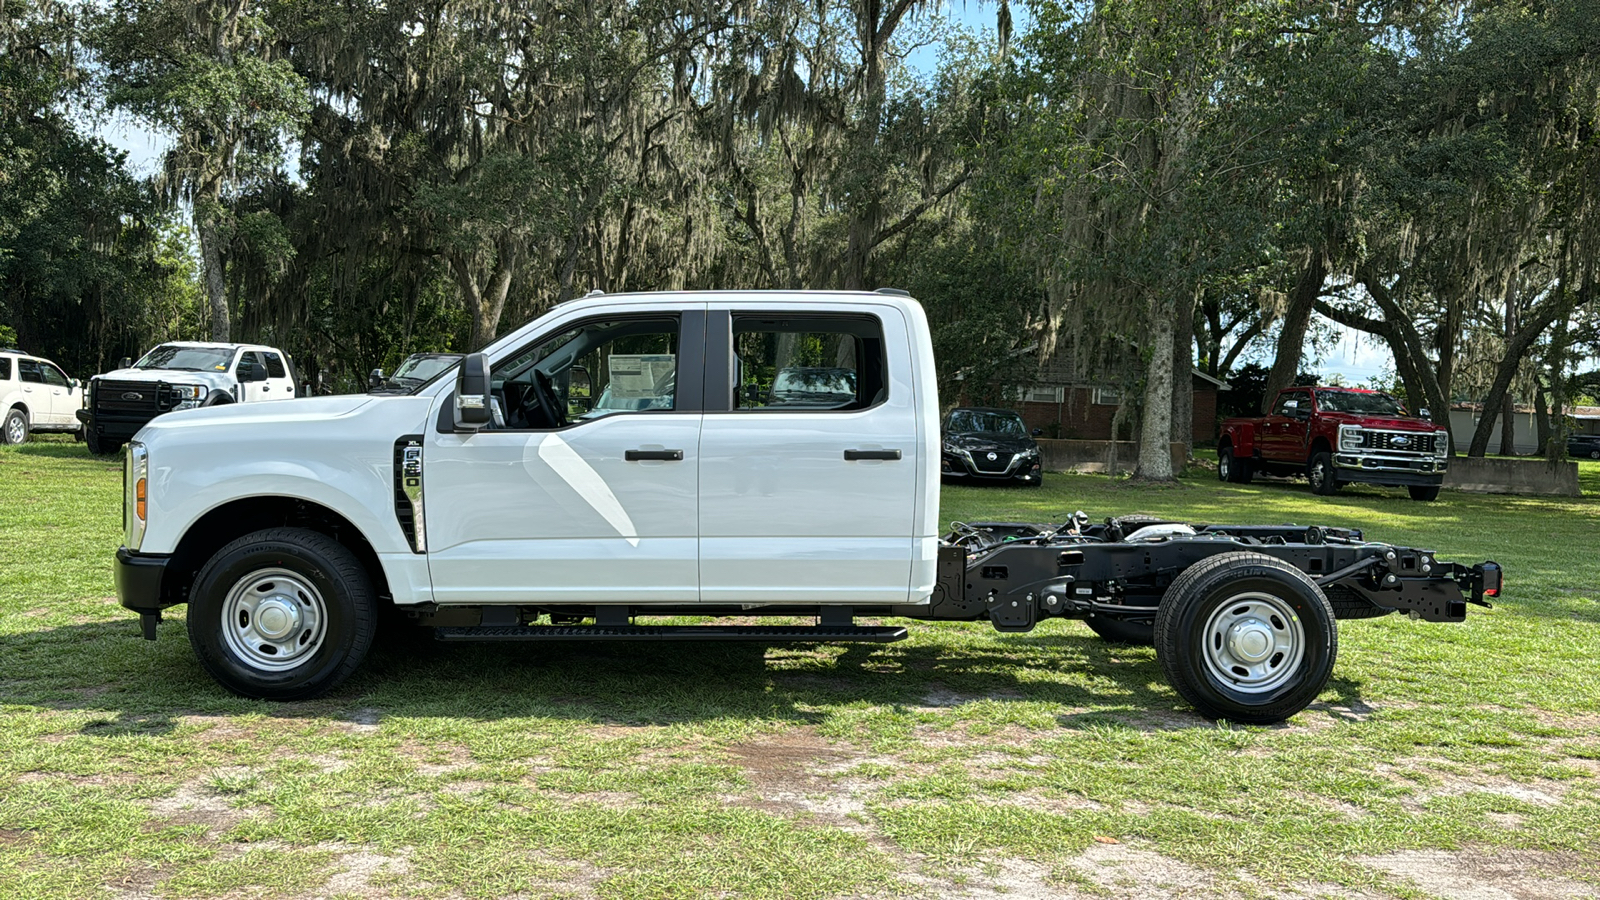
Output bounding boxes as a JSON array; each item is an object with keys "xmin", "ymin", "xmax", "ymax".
[
  {"xmin": 1154, "ymin": 551, "xmax": 1337, "ymax": 724},
  {"xmin": 1408, "ymin": 484, "xmax": 1441, "ymax": 502},
  {"xmin": 1, "ymin": 409, "xmax": 27, "ymax": 445},
  {"xmin": 1308, "ymin": 451, "xmax": 1340, "ymax": 495},
  {"xmin": 187, "ymin": 527, "xmax": 377, "ymax": 700}
]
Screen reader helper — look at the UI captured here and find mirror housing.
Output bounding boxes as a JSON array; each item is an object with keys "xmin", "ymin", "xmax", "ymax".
[
  {"xmin": 369, "ymin": 368, "xmax": 385, "ymax": 390},
  {"xmin": 1419, "ymin": 407, "xmax": 1431, "ymax": 419},
  {"xmin": 1032, "ymin": 428, "xmax": 1044, "ymax": 437},
  {"xmin": 453, "ymin": 353, "xmax": 493, "ymax": 432},
  {"xmin": 119, "ymin": 357, "xmax": 132, "ymax": 369}
]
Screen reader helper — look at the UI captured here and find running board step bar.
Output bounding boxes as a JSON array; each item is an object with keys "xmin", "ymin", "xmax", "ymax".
[{"xmin": 433, "ymin": 625, "xmax": 909, "ymax": 643}]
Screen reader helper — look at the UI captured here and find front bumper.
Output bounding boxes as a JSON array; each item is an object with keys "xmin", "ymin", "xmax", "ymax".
[
  {"xmin": 1333, "ymin": 451, "xmax": 1446, "ymax": 485},
  {"xmin": 115, "ymin": 547, "xmax": 174, "ymax": 638},
  {"xmin": 942, "ymin": 454, "xmax": 1042, "ymax": 482}
]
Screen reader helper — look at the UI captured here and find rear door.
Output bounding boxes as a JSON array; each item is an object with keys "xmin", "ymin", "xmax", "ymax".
[
  {"xmin": 697, "ymin": 301, "xmax": 921, "ymax": 604},
  {"xmin": 260, "ymin": 351, "xmax": 295, "ymax": 400},
  {"xmin": 15, "ymin": 359, "xmax": 50, "ymax": 425},
  {"xmin": 37, "ymin": 361, "xmax": 75, "ymax": 426}
]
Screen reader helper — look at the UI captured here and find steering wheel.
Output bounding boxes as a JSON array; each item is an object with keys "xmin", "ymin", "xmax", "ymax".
[{"xmin": 531, "ymin": 369, "xmax": 567, "ymax": 429}]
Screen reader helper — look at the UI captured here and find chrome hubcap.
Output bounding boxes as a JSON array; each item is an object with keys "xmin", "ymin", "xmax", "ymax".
[
  {"xmin": 221, "ymin": 568, "xmax": 327, "ymax": 671},
  {"xmin": 1203, "ymin": 592, "xmax": 1305, "ymax": 694},
  {"xmin": 5, "ymin": 417, "xmax": 21, "ymax": 442}
]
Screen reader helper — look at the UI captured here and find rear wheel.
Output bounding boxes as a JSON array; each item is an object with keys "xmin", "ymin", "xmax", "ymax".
[
  {"xmin": 1308, "ymin": 451, "xmax": 1340, "ymax": 495},
  {"xmin": 1154, "ymin": 551, "xmax": 1337, "ymax": 724},
  {"xmin": 1218, "ymin": 447, "xmax": 1251, "ymax": 484},
  {"xmin": 1084, "ymin": 615, "xmax": 1154, "ymax": 646},
  {"xmin": 1408, "ymin": 484, "xmax": 1441, "ymax": 502},
  {"xmin": 187, "ymin": 527, "xmax": 376, "ymax": 700},
  {"xmin": 1, "ymin": 409, "xmax": 27, "ymax": 445}
]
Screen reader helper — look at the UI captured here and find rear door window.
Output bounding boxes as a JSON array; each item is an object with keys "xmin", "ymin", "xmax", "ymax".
[
  {"xmin": 18, "ymin": 360, "xmax": 43, "ymax": 383},
  {"xmin": 263, "ymin": 351, "xmax": 288, "ymax": 378},
  {"xmin": 0, "ymin": 357, "xmax": 10, "ymax": 380},
  {"xmin": 730, "ymin": 316, "xmax": 886, "ymax": 411}
]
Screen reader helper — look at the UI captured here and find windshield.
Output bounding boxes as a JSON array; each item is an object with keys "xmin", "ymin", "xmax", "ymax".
[
  {"xmin": 1317, "ymin": 390, "xmax": 1406, "ymax": 416},
  {"xmin": 134, "ymin": 345, "xmax": 236, "ymax": 373},
  {"xmin": 948, "ymin": 410, "xmax": 1027, "ymax": 435},
  {"xmin": 771, "ymin": 368, "xmax": 856, "ymax": 397}
]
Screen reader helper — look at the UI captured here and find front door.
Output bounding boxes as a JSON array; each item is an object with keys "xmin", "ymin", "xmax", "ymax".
[
  {"xmin": 424, "ymin": 310, "xmax": 703, "ymax": 605},
  {"xmin": 698, "ymin": 303, "xmax": 922, "ymax": 604}
]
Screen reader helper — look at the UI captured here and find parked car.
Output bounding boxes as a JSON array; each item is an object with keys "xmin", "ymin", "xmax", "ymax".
[
  {"xmin": 370, "ymin": 353, "xmax": 463, "ymax": 393},
  {"xmin": 1568, "ymin": 433, "xmax": 1600, "ymax": 459},
  {"xmin": 766, "ymin": 366, "xmax": 858, "ymax": 407},
  {"xmin": 1219, "ymin": 387, "xmax": 1448, "ymax": 501},
  {"xmin": 79, "ymin": 342, "xmax": 299, "ymax": 456},
  {"xmin": 941, "ymin": 406, "xmax": 1044, "ymax": 486},
  {"xmin": 0, "ymin": 348, "xmax": 85, "ymax": 445}
]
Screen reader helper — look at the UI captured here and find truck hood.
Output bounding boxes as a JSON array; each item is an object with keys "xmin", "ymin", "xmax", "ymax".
[
  {"xmin": 1320, "ymin": 412, "xmax": 1438, "ymax": 431},
  {"xmin": 137, "ymin": 395, "xmax": 376, "ymax": 433},
  {"xmin": 94, "ymin": 367, "xmax": 236, "ymax": 389}
]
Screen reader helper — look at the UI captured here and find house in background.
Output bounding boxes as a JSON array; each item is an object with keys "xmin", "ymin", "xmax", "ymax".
[{"xmin": 1008, "ymin": 347, "xmax": 1228, "ymax": 443}]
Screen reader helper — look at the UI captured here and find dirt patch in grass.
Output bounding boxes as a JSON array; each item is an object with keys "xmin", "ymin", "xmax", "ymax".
[
  {"xmin": 146, "ymin": 783, "xmax": 254, "ymax": 835},
  {"xmin": 320, "ymin": 845, "xmax": 412, "ymax": 898},
  {"xmin": 727, "ymin": 727, "xmax": 873, "ymax": 828},
  {"xmin": 1362, "ymin": 847, "xmax": 1600, "ymax": 899}
]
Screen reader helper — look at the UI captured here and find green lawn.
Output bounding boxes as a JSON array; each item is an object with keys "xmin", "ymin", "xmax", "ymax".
[{"xmin": 2, "ymin": 437, "xmax": 1598, "ymax": 898}]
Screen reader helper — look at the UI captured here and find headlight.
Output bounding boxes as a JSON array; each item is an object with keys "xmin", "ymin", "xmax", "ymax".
[
  {"xmin": 1019, "ymin": 447, "xmax": 1040, "ymax": 458},
  {"xmin": 170, "ymin": 384, "xmax": 207, "ymax": 410},
  {"xmin": 1339, "ymin": 424, "xmax": 1363, "ymax": 451},
  {"xmin": 1435, "ymin": 430, "xmax": 1450, "ymax": 458},
  {"xmin": 125, "ymin": 441, "xmax": 148, "ymax": 550}
]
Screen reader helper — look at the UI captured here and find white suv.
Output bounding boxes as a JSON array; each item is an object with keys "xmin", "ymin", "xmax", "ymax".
[{"xmin": 0, "ymin": 349, "xmax": 85, "ymax": 445}]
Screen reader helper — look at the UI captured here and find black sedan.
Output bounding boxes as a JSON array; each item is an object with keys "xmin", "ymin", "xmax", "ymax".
[
  {"xmin": 941, "ymin": 407, "xmax": 1044, "ymax": 486},
  {"xmin": 1569, "ymin": 433, "xmax": 1600, "ymax": 459}
]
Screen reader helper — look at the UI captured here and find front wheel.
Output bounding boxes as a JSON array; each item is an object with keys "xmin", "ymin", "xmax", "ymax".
[
  {"xmin": 1154, "ymin": 551, "xmax": 1337, "ymax": 724},
  {"xmin": 1308, "ymin": 451, "xmax": 1340, "ymax": 495},
  {"xmin": 1218, "ymin": 447, "xmax": 1252, "ymax": 484},
  {"xmin": 1408, "ymin": 484, "xmax": 1441, "ymax": 502},
  {"xmin": 2, "ymin": 409, "xmax": 27, "ymax": 445},
  {"xmin": 85, "ymin": 429, "xmax": 122, "ymax": 456},
  {"xmin": 187, "ymin": 527, "xmax": 377, "ymax": 700}
]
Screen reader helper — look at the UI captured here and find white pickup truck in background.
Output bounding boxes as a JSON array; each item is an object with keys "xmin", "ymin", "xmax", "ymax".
[
  {"xmin": 111, "ymin": 290, "xmax": 1498, "ymax": 724},
  {"xmin": 79, "ymin": 341, "xmax": 298, "ymax": 455}
]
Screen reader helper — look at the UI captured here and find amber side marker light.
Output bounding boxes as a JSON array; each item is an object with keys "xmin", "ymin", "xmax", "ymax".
[{"xmin": 136, "ymin": 477, "xmax": 146, "ymax": 521}]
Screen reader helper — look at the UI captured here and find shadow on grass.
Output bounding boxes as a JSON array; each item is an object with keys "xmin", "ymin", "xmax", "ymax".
[
  {"xmin": 4, "ymin": 441, "xmax": 121, "ymax": 463},
  {"xmin": 0, "ymin": 616, "xmax": 1340, "ymax": 735}
]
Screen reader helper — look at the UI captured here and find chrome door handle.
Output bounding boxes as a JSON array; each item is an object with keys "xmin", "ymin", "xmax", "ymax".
[
  {"xmin": 844, "ymin": 449, "xmax": 901, "ymax": 461},
  {"xmin": 626, "ymin": 449, "xmax": 683, "ymax": 461}
]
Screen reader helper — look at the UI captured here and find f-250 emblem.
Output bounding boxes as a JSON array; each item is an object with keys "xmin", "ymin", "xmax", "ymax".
[{"xmin": 122, "ymin": 392, "xmax": 144, "ymax": 401}]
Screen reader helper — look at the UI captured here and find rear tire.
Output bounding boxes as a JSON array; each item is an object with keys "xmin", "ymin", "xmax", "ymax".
[
  {"xmin": 1308, "ymin": 451, "xmax": 1340, "ymax": 495},
  {"xmin": 1218, "ymin": 447, "xmax": 1252, "ymax": 484},
  {"xmin": 187, "ymin": 527, "xmax": 376, "ymax": 700},
  {"xmin": 1154, "ymin": 551, "xmax": 1337, "ymax": 724},
  {"xmin": 1, "ymin": 409, "xmax": 27, "ymax": 445},
  {"xmin": 1408, "ymin": 484, "xmax": 1441, "ymax": 502},
  {"xmin": 1084, "ymin": 615, "xmax": 1154, "ymax": 646}
]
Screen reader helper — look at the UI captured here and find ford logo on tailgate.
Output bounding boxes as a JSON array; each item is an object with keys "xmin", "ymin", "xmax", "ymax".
[{"xmin": 122, "ymin": 392, "xmax": 144, "ymax": 401}]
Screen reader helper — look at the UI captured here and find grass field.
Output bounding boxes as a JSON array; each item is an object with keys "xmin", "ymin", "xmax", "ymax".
[{"xmin": 2, "ymin": 437, "xmax": 1598, "ymax": 899}]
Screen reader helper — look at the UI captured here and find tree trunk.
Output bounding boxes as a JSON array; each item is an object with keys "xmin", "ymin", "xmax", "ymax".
[
  {"xmin": 1466, "ymin": 281, "xmax": 1589, "ymax": 456},
  {"xmin": 1170, "ymin": 288, "xmax": 1196, "ymax": 460},
  {"xmin": 196, "ymin": 208, "xmax": 229, "ymax": 342},
  {"xmin": 1497, "ymin": 392, "xmax": 1517, "ymax": 456},
  {"xmin": 1262, "ymin": 254, "xmax": 1325, "ymax": 411},
  {"xmin": 1135, "ymin": 299, "xmax": 1176, "ymax": 480}
]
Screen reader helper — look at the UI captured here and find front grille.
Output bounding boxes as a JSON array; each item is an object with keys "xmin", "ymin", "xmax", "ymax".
[
  {"xmin": 971, "ymin": 450, "xmax": 1015, "ymax": 473},
  {"xmin": 94, "ymin": 380, "xmax": 164, "ymax": 416},
  {"xmin": 1360, "ymin": 431, "xmax": 1435, "ymax": 454}
]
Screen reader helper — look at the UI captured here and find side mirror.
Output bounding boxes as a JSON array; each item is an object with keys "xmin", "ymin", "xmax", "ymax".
[
  {"xmin": 1419, "ymin": 408, "xmax": 1431, "ymax": 419},
  {"xmin": 453, "ymin": 353, "xmax": 493, "ymax": 432},
  {"xmin": 1032, "ymin": 428, "xmax": 1044, "ymax": 437},
  {"xmin": 240, "ymin": 360, "xmax": 268, "ymax": 382},
  {"xmin": 119, "ymin": 357, "xmax": 132, "ymax": 369},
  {"xmin": 568, "ymin": 364, "xmax": 591, "ymax": 399},
  {"xmin": 743, "ymin": 384, "xmax": 761, "ymax": 403},
  {"xmin": 369, "ymin": 369, "xmax": 385, "ymax": 389}
]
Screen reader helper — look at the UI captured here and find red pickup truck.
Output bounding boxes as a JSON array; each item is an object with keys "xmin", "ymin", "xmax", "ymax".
[{"xmin": 1218, "ymin": 387, "xmax": 1450, "ymax": 501}]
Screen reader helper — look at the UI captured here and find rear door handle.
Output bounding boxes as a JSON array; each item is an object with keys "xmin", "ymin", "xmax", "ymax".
[
  {"xmin": 844, "ymin": 449, "xmax": 901, "ymax": 461},
  {"xmin": 626, "ymin": 449, "xmax": 683, "ymax": 461}
]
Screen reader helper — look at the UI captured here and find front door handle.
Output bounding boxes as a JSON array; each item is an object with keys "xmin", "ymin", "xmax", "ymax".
[
  {"xmin": 844, "ymin": 449, "xmax": 902, "ymax": 461},
  {"xmin": 626, "ymin": 449, "xmax": 683, "ymax": 461}
]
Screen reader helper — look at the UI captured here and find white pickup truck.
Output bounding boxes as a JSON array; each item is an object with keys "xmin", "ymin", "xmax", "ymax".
[
  {"xmin": 79, "ymin": 341, "xmax": 298, "ymax": 455},
  {"xmin": 114, "ymin": 291, "xmax": 1499, "ymax": 723}
]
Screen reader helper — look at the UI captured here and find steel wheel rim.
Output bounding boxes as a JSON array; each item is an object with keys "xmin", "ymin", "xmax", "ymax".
[
  {"xmin": 4, "ymin": 414, "xmax": 22, "ymax": 443},
  {"xmin": 221, "ymin": 568, "xmax": 328, "ymax": 671},
  {"xmin": 1201, "ymin": 591, "xmax": 1305, "ymax": 694},
  {"xmin": 1310, "ymin": 459, "xmax": 1327, "ymax": 486},
  {"xmin": 1219, "ymin": 454, "xmax": 1230, "ymax": 479}
]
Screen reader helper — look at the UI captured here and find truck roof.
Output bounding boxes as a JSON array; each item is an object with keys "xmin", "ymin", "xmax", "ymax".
[
  {"xmin": 563, "ymin": 289, "xmax": 922, "ymax": 306},
  {"xmin": 148, "ymin": 341, "xmax": 285, "ymax": 353}
]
